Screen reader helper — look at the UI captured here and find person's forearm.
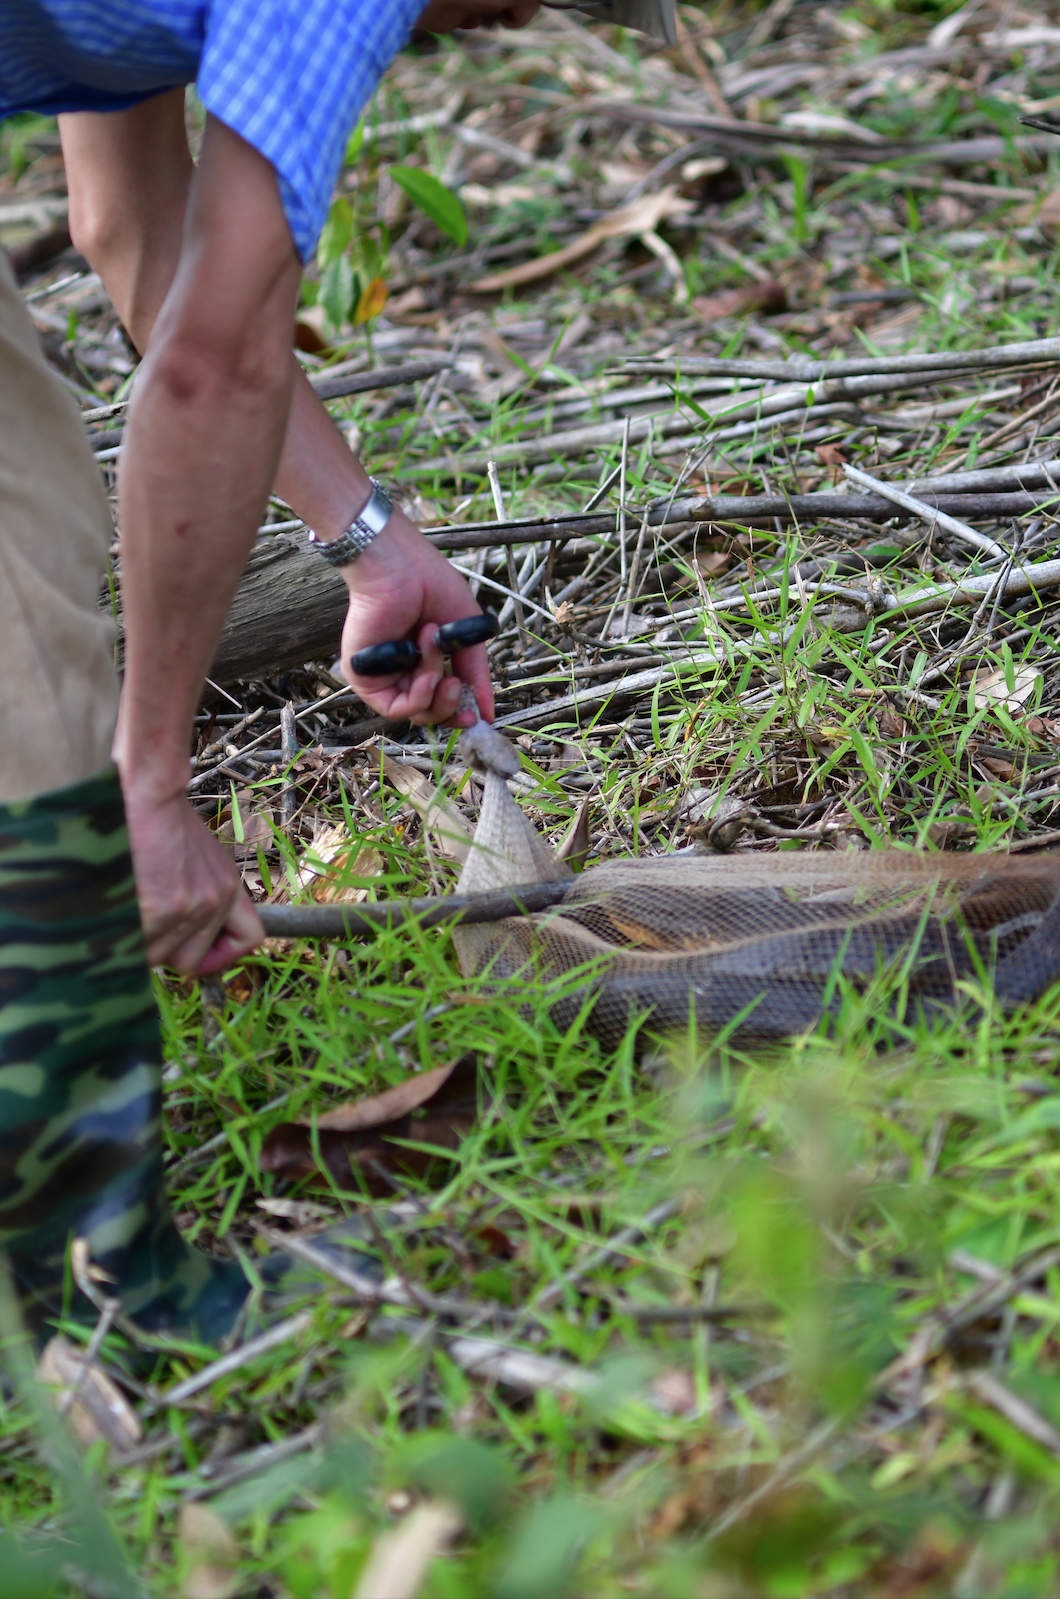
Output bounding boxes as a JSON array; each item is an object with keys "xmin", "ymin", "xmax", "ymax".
[
  {"xmin": 116, "ymin": 342, "xmax": 296, "ymax": 800},
  {"xmin": 110, "ymin": 116, "xmax": 303, "ymax": 800},
  {"xmin": 63, "ymin": 103, "xmax": 371, "ymax": 545}
]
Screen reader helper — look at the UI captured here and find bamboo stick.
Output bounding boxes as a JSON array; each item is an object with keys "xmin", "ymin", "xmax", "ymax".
[{"xmin": 616, "ymin": 336, "xmax": 1060, "ymax": 383}]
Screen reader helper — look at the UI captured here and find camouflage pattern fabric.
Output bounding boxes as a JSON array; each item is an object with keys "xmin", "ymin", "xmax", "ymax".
[{"xmin": 0, "ymin": 766, "xmax": 248, "ymax": 1344}]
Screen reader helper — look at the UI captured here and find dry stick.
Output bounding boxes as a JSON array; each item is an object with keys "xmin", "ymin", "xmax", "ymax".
[
  {"xmin": 963, "ymin": 1370, "xmax": 1060, "ymax": 1455},
  {"xmin": 256, "ymin": 1227, "xmax": 489, "ymax": 1321},
  {"xmin": 189, "ymin": 680, "xmax": 373, "ymax": 791},
  {"xmin": 618, "ymin": 335, "xmax": 1060, "ymax": 383},
  {"xmin": 597, "ymin": 104, "xmax": 1060, "ymax": 170},
  {"xmin": 533, "ymin": 1197, "xmax": 681, "ymax": 1315},
  {"xmin": 980, "ymin": 378, "xmax": 1060, "ymax": 450},
  {"xmin": 496, "ymin": 546, "xmax": 1060, "ymax": 728},
  {"xmin": 488, "ymin": 460, "xmax": 528, "ymax": 654},
  {"xmin": 493, "ymin": 652, "xmax": 752, "ymax": 729},
  {"xmin": 87, "ymin": 360, "xmax": 453, "ymax": 449},
  {"xmin": 891, "ymin": 552, "xmax": 1060, "ymax": 619},
  {"xmin": 697, "ymin": 1247, "xmax": 1060, "ymax": 1543},
  {"xmin": 910, "ymin": 456, "xmax": 1060, "ymax": 493},
  {"xmin": 582, "ymin": 461, "xmax": 623, "ymax": 513},
  {"xmin": 701, "ymin": 1418, "xmax": 845, "ymax": 1546},
  {"xmin": 185, "ymin": 1422, "xmax": 325, "ymax": 1501},
  {"xmin": 622, "ymin": 507, "xmax": 652, "ymax": 633},
  {"xmin": 280, "ymin": 701, "xmax": 298, "ymax": 830},
  {"xmin": 619, "ymin": 413, "xmax": 631, "ymax": 592},
  {"xmin": 56, "ymin": 1296, "xmax": 121, "ymax": 1422},
  {"xmin": 841, "ymin": 462, "xmax": 1006, "ymax": 559},
  {"xmin": 257, "ymin": 878, "xmax": 572, "ymax": 940},
  {"xmin": 603, "ymin": 416, "xmax": 633, "ymax": 640},
  {"xmin": 417, "ymin": 366, "xmax": 1047, "ymax": 474},
  {"xmin": 423, "ymin": 488, "xmax": 1059, "ymax": 552},
  {"xmin": 153, "ymin": 1311, "xmax": 315, "ymax": 1410},
  {"xmin": 166, "ymin": 1091, "xmax": 291, "ymax": 1175}
]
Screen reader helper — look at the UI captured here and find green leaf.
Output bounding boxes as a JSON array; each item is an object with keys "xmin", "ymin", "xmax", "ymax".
[
  {"xmin": 345, "ymin": 115, "xmax": 366, "ymax": 164},
  {"xmin": 318, "ymin": 197, "xmax": 354, "ymax": 270},
  {"xmin": 320, "ymin": 255, "xmax": 355, "ymax": 333},
  {"xmin": 390, "ymin": 166, "xmax": 467, "ymax": 246}
]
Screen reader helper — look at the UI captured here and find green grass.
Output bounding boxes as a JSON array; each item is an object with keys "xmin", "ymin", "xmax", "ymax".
[{"xmin": 14, "ymin": 942, "xmax": 1060, "ymax": 1594}]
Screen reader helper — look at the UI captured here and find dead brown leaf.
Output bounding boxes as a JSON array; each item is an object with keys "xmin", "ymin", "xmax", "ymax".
[
  {"xmin": 876, "ymin": 704, "xmax": 906, "ymax": 740},
  {"xmin": 691, "ymin": 281, "xmax": 786, "ymax": 321},
  {"xmin": 555, "ymin": 797, "xmax": 592, "ymax": 872},
  {"xmin": 815, "ymin": 441, "xmax": 847, "ymax": 471},
  {"xmin": 470, "ymin": 188, "xmax": 693, "ymax": 293},
  {"xmin": 259, "ymin": 1054, "xmax": 482, "ymax": 1193},
  {"xmin": 694, "ymin": 549, "xmax": 733, "ymax": 579},
  {"xmin": 355, "ymin": 275, "xmax": 389, "ymax": 324}
]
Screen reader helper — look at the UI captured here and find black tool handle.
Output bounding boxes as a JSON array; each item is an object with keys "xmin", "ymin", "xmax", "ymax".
[
  {"xmin": 347, "ymin": 638, "xmax": 422, "ymax": 677},
  {"xmin": 436, "ymin": 611, "xmax": 499, "ymax": 651},
  {"xmin": 348, "ymin": 613, "xmax": 499, "ymax": 678}
]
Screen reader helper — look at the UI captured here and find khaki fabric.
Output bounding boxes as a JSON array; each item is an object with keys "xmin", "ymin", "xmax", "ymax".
[{"xmin": 0, "ymin": 249, "xmax": 119, "ymax": 802}]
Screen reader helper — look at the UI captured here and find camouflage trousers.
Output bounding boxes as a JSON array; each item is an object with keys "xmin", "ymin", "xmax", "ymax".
[
  {"xmin": 0, "ymin": 252, "xmax": 249, "ymax": 1342},
  {"xmin": 0, "ymin": 767, "xmax": 250, "ymax": 1342}
]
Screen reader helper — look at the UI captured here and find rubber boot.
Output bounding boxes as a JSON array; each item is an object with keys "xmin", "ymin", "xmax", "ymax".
[{"xmin": 0, "ymin": 768, "xmax": 250, "ymax": 1345}]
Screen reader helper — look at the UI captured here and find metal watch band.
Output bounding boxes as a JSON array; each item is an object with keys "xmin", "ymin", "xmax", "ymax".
[{"xmin": 306, "ymin": 479, "xmax": 393, "ymax": 567}]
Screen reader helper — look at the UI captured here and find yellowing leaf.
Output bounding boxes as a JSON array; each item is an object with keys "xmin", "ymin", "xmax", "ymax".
[{"xmin": 354, "ymin": 275, "xmax": 389, "ymax": 324}]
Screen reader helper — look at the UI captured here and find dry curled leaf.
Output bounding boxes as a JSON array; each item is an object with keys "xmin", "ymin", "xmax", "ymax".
[
  {"xmin": 555, "ymin": 797, "xmax": 593, "ymax": 873},
  {"xmin": 37, "ymin": 1335, "xmax": 142, "ymax": 1453},
  {"xmin": 470, "ymin": 188, "xmax": 693, "ymax": 292},
  {"xmin": 260, "ymin": 1055, "xmax": 482, "ymax": 1193}
]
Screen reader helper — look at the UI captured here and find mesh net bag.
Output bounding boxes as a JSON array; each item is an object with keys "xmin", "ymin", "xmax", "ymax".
[{"xmin": 453, "ymin": 769, "xmax": 1060, "ymax": 1046}]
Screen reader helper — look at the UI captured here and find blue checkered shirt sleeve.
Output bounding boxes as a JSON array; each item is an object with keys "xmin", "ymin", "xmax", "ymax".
[{"xmin": 199, "ymin": 0, "xmax": 424, "ymax": 261}]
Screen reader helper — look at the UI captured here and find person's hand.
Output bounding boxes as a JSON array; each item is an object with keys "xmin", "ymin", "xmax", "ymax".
[
  {"xmin": 415, "ymin": 0, "xmax": 540, "ymax": 30},
  {"xmin": 123, "ymin": 789, "xmax": 264, "ymax": 974},
  {"xmin": 340, "ymin": 511, "xmax": 495, "ymax": 727}
]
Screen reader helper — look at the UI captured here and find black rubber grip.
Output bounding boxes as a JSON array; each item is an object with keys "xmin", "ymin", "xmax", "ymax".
[
  {"xmin": 347, "ymin": 638, "xmax": 422, "ymax": 677},
  {"xmin": 436, "ymin": 611, "xmax": 500, "ymax": 652},
  {"xmin": 348, "ymin": 612, "xmax": 499, "ymax": 678}
]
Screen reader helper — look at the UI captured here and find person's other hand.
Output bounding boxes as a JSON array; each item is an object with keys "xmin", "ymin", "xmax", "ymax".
[
  {"xmin": 123, "ymin": 790, "xmax": 264, "ymax": 974},
  {"xmin": 415, "ymin": 0, "xmax": 540, "ymax": 31},
  {"xmin": 340, "ymin": 511, "xmax": 495, "ymax": 728}
]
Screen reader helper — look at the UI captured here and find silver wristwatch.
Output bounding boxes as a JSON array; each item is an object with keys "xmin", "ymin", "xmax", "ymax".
[{"xmin": 306, "ymin": 479, "xmax": 393, "ymax": 567}]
